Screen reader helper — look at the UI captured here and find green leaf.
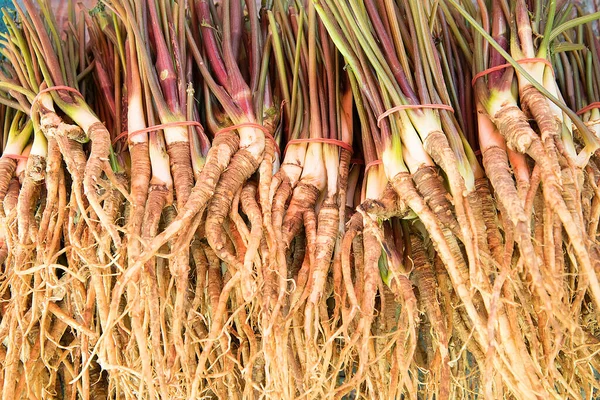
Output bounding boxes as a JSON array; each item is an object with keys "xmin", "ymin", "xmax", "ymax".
[{"xmin": 378, "ymin": 249, "xmax": 391, "ymax": 286}]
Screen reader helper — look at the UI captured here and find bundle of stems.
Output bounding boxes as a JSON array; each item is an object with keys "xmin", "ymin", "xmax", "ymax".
[
  {"xmin": 267, "ymin": 2, "xmax": 355, "ymax": 395},
  {"xmin": 445, "ymin": 0, "xmax": 600, "ymax": 397},
  {"xmin": 0, "ymin": 0, "xmax": 600, "ymax": 398},
  {"xmin": 0, "ymin": 0, "xmax": 127, "ymax": 397},
  {"xmin": 316, "ymin": 0, "xmax": 600, "ymax": 397},
  {"xmin": 311, "ymin": 0, "xmax": 489, "ymax": 396}
]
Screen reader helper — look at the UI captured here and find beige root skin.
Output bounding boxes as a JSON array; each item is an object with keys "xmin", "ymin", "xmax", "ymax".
[
  {"xmin": 106, "ymin": 175, "xmax": 156, "ymax": 398},
  {"xmin": 281, "ymin": 182, "xmax": 320, "ymax": 248},
  {"xmin": 53, "ymin": 136, "xmax": 86, "ymax": 224},
  {"xmin": 333, "ymin": 215, "xmax": 380, "ymax": 398},
  {"xmin": 422, "ymin": 131, "xmax": 481, "ymax": 281},
  {"xmin": 520, "ymin": 85, "xmax": 561, "ymax": 177},
  {"xmin": 132, "ymin": 131, "xmax": 239, "ymax": 268},
  {"xmin": 102, "ymin": 133, "xmax": 241, "ymax": 362},
  {"xmin": 84, "ymin": 122, "xmax": 122, "ymax": 248},
  {"xmin": 475, "ymin": 178, "xmax": 504, "ymax": 264},
  {"xmin": 126, "ymin": 141, "xmax": 151, "ymax": 264},
  {"xmin": 581, "ymin": 166, "xmax": 595, "ymax": 223},
  {"xmin": 389, "ymin": 172, "xmax": 488, "ymax": 342},
  {"xmin": 411, "ymin": 234, "xmax": 450, "ymax": 399},
  {"xmin": 240, "ymin": 181, "xmax": 263, "ymax": 303},
  {"xmin": 482, "ymin": 148, "xmax": 546, "ymax": 299},
  {"xmin": 16, "ymin": 155, "xmax": 45, "ymax": 244},
  {"xmin": 37, "ymin": 138, "xmax": 62, "ymax": 249},
  {"xmin": 0, "ymin": 158, "xmax": 16, "ymax": 217},
  {"xmin": 259, "ymin": 137, "xmax": 276, "ymax": 248},
  {"xmin": 331, "ymin": 149, "xmax": 352, "ymax": 321},
  {"xmin": 413, "ymin": 166, "xmax": 461, "ymax": 238},
  {"xmin": 0, "ymin": 177, "xmax": 19, "ymax": 266},
  {"xmin": 190, "ymin": 270, "xmax": 240, "ymax": 399},
  {"xmin": 301, "ymin": 150, "xmax": 352, "ymax": 359},
  {"xmin": 302, "ymin": 200, "xmax": 339, "ymax": 367},
  {"xmin": 141, "ymin": 185, "xmax": 171, "ymax": 399},
  {"xmin": 3, "ymin": 177, "xmax": 19, "ymax": 216},
  {"xmin": 205, "ymin": 148, "xmax": 260, "ymax": 301},
  {"xmin": 44, "ymin": 169, "xmax": 66, "ymax": 258},
  {"xmin": 167, "ymin": 140, "xmax": 194, "ymax": 208},
  {"xmin": 467, "ymin": 188, "xmax": 492, "ymax": 271},
  {"xmin": 271, "ymin": 176, "xmax": 292, "ymax": 239},
  {"xmin": 270, "ymin": 176, "xmax": 293, "ymax": 316},
  {"xmin": 494, "ymin": 105, "xmax": 600, "ymax": 311},
  {"xmin": 358, "ymin": 185, "xmax": 408, "ymax": 220}
]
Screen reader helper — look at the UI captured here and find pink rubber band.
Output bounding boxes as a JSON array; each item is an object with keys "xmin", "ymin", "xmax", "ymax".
[
  {"xmin": 471, "ymin": 57, "xmax": 554, "ymax": 87},
  {"xmin": 112, "ymin": 121, "xmax": 204, "ymax": 144},
  {"xmin": 31, "ymin": 85, "xmax": 84, "ymax": 111},
  {"xmin": 214, "ymin": 122, "xmax": 271, "ymax": 136},
  {"xmin": 576, "ymin": 102, "xmax": 600, "ymax": 116},
  {"xmin": 377, "ymin": 104, "xmax": 454, "ymax": 127},
  {"xmin": 2, "ymin": 154, "xmax": 28, "ymax": 161},
  {"xmin": 284, "ymin": 137, "xmax": 353, "ymax": 156},
  {"xmin": 364, "ymin": 159, "xmax": 382, "ymax": 174}
]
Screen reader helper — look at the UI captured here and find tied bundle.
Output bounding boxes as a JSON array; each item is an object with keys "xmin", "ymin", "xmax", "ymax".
[{"xmin": 0, "ymin": 0, "xmax": 599, "ymax": 399}]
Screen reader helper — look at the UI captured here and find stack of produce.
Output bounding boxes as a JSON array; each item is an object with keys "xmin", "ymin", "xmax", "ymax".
[{"xmin": 0, "ymin": 0, "xmax": 598, "ymax": 398}]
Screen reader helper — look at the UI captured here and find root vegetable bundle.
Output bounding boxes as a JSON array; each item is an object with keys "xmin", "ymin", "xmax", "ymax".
[{"xmin": 0, "ymin": 0, "xmax": 599, "ymax": 398}]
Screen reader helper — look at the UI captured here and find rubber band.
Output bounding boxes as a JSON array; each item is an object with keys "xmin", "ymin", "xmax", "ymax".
[
  {"xmin": 364, "ymin": 159, "xmax": 382, "ymax": 174},
  {"xmin": 112, "ymin": 121, "xmax": 204, "ymax": 145},
  {"xmin": 471, "ymin": 57, "xmax": 554, "ymax": 87},
  {"xmin": 112, "ymin": 131, "xmax": 129, "ymax": 144},
  {"xmin": 214, "ymin": 122, "xmax": 280, "ymax": 157},
  {"xmin": 2, "ymin": 154, "xmax": 28, "ymax": 161},
  {"xmin": 576, "ymin": 102, "xmax": 600, "ymax": 116},
  {"xmin": 31, "ymin": 85, "xmax": 84, "ymax": 111},
  {"xmin": 214, "ymin": 122, "xmax": 271, "ymax": 136},
  {"xmin": 284, "ymin": 138, "xmax": 353, "ymax": 156},
  {"xmin": 377, "ymin": 104, "xmax": 454, "ymax": 127},
  {"xmin": 267, "ymin": 134, "xmax": 281, "ymax": 158}
]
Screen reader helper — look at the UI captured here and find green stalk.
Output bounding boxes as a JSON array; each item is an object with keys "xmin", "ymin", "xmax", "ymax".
[
  {"xmin": 0, "ymin": 83, "xmax": 36, "ymax": 103},
  {"xmin": 550, "ymin": 12, "xmax": 600, "ymax": 42},
  {"xmin": 112, "ymin": 13, "xmax": 126, "ymax": 70},
  {"xmin": 256, "ymin": 34, "xmax": 273, "ymax": 125},
  {"xmin": 289, "ymin": 7, "xmax": 305, "ymax": 134},
  {"xmin": 3, "ymin": 11, "xmax": 38, "ymax": 91},
  {"xmin": 187, "ymin": 84, "xmax": 205, "ymax": 179},
  {"xmin": 3, "ymin": 115, "xmax": 33, "ymax": 156},
  {"xmin": 37, "ymin": 0, "xmax": 69, "ymax": 85},
  {"xmin": 268, "ymin": 11, "xmax": 292, "ymax": 123},
  {"xmin": 438, "ymin": 1, "xmax": 472, "ymax": 64},
  {"xmin": 538, "ymin": 0, "xmax": 557, "ymax": 59}
]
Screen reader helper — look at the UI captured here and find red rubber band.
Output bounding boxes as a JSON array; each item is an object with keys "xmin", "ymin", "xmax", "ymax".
[
  {"xmin": 214, "ymin": 122, "xmax": 280, "ymax": 157},
  {"xmin": 267, "ymin": 134, "xmax": 281, "ymax": 158},
  {"xmin": 576, "ymin": 102, "xmax": 600, "ymax": 116},
  {"xmin": 2, "ymin": 154, "xmax": 28, "ymax": 161},
  {"xmin": 113, "ymin": 121, "xmax": 204, "ymax": 145},
  {"xmin": 377, "ymin": 104, "xmax": 454, "ymax": 127},
  {"xmin": 283, "ymin": 138, "xmax": 353, "ymax": 156},
  {"xmin": 112, "ymin": 131, "xmax": 129, "ymax": 144},
  {"xmin": 364, "ymin": 159, "xmax": 382, "ymax": 174},
  {"xmin": 214, "ymin": 122, "xmax": 271, "ymax": 136},
  {"xmin": 471, "ymin": 57, "xmax": 554, "ymax": 87},
  {"xmin": 350, "ymin": 158, "xmax": 365, "ymax": 165},
  {"xmin": 31, "ymin": 85, "xmax": 84, "ymax": 111}
]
